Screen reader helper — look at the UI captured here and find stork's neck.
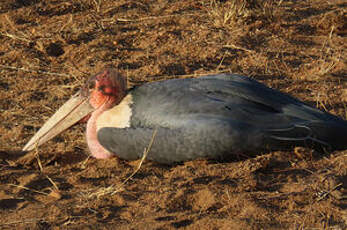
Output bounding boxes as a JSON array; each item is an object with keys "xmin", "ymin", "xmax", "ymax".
[{"xmin": 86, "ymin": 103, "xmax": 112, "ymax": 159}]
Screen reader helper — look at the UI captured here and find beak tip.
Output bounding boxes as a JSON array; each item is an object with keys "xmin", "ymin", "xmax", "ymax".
[
  {"xmin": 22, "ymin": 143, "xmax": 33, "ymax": 152},
  {"xmin": 22, "ymin": 137, "xmax": 38, "ymax": 152}
]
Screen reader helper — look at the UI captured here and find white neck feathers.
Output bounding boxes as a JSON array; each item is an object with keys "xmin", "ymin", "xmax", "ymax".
[{"xmin": 96, "ymin": 94, "xmax": 133, "ymax": 130}]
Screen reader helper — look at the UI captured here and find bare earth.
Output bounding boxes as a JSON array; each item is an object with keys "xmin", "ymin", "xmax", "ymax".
[{"xmin": 0, "ymin": 0, "xmax": 346, "ymax": 229}]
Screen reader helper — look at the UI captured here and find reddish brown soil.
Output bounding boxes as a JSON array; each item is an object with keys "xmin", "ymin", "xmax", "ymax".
[{"xmin": 0, "ymin": 0, "xmax": 346, "ymax": 229}]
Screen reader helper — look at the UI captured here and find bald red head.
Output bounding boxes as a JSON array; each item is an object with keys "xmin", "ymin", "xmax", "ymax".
[{"xmin": 88, "ymin": 68, "xmax": 127, "ymax": 110}]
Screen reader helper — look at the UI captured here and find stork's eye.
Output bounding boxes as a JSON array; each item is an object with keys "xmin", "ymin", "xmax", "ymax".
[
  {"xmin": 98, "ymin": 85, "xmax": 114, "ymax": 96},
  {"xmin": 98, "ymin": 85, "xmax": 106, "ymax": 92}
]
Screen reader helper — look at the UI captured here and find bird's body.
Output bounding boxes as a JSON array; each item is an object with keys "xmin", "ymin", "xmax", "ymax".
[
  {"xmin": 23, "ymin": 70, "xmax": 347, "ymax": 164},
  {"xmin": 95, "ymin": 73, "xmax": 347, "ymax": 164}
]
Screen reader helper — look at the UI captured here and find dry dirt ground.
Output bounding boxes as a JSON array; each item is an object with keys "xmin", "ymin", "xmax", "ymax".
[{"xmin": 0, "ymin": 0, "xmax": 346, "ymax": 229}]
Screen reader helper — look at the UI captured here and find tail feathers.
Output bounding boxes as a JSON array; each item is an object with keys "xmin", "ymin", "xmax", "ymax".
[{"xmin": 264, "ymin": 121, "xmax": 347, "ymax": 151}]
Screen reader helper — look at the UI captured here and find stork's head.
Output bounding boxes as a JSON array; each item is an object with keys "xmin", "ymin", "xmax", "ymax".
[
  {"xmin": 22, "ymin": 68, "xmax": 127, "ymax": 151},
  {"xmin": 87, "ymin": 68, "xmax": 127, "ymax": 109}
]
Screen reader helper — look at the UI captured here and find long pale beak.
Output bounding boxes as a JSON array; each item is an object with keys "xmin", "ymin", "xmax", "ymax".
[{"xmin": 22, "ymin": 91, "xmax": 95, "ymax": 151}]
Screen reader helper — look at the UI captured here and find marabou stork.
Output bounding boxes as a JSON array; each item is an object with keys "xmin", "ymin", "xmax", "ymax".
[{"xmin": 23, "ymin": 69, "xmax": 347, "ymax": 164}]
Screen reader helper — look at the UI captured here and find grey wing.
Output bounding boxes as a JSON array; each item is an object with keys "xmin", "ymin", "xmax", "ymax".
[
  {"xmin": 130, "ymin": 73, "xmax": 342, "ymax": 129},
  {"xmin": 97, "ymin": 116, "xmax": 263, "ymax": 164}
]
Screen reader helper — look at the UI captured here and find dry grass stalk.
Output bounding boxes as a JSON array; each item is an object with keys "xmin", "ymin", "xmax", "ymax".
[
  {"xmin": 46, "ymin": 175, "xmax": 59, "ymax": 191},
  {"xmin": 223, "ymin": 44, "xmax": 253, "ymax": 53},
  {"xmin": 6, "ymin": 175, "xmax": 61, "ymax": 199},
  {"xmin": 92, "ymin": 0, "xmax": 101, "ymax": 13},
  {"xmin": 79, "ymin": 155, "xmax": 91, "ymax": 169},
  {"xmin": 7, "ymin": 184, "xmax": 50, "ymax": 196},
  {"xmin": 113, "ymin": 13, "xmax": 200, "ymax": 23},
  {"xmin": 34, "ymin": 147, "xmax": 44, "ymax": 172},
  {"xmin": 0, "ymin": 14, "xmax": 32, "ymax": 43},
  {"xmin": 0, "ymin": 218, "xmax": 46, "ymax": 226},
  {"xmin": 83, "ymin": 129, "xmax": 157, "ymax": 199},
  {"xmin": 0, "ymin": 31, "xmax": 31, "ymax": 43},
  {"xmin": 147, "ymin": 69, "xmax": 234, "ymax": 82},
  {"xmin": 0, "ymin": 64, "xmax": 71, "ymax": 77},
  {"xmin": 316, "ymin": 183, "xmax": 342, "ymax": 202}
]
